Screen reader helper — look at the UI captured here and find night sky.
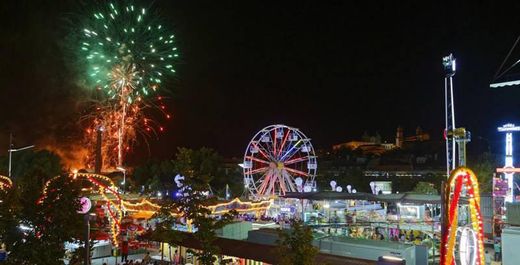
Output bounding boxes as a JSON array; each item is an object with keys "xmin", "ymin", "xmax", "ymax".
[{"xmin": 2, "ymin": 1, "xmax": 520, "ymax": 163}]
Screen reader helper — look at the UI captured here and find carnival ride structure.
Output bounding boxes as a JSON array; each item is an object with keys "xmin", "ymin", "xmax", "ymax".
[
  {"xmin": 242, "ymin": 124, "xmax": 317, "ymax": 199},
  {"xmin": 440, "ymin": 167, "xmax": 485, "ymax": 265},
  {"xmin": 441, "ymin": 55, "xmax": 484, "ymax": 265},
  {"xmin": 443, "ymin": 54, "xmax": 471, "ymax": 176}
]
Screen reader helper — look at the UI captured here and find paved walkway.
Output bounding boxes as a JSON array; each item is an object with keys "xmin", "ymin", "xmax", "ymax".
[{"xmin": 91, "ymin": 253, "xmax": 145, "ymax": 265}]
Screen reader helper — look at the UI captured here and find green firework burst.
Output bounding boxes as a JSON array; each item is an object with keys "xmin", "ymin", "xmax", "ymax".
[{"xmin": 80, "ymin": 1, "xmax": 178, "ymax": 103}]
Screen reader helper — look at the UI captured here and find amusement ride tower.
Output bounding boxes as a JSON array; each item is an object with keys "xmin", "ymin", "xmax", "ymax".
[
  {"xmin": 497, "ymin": 123, "xmax": 520, "ymax": 203},
  {"xmin": 443, "ymin": 54, "xmax": 471, "ymax": 175}
]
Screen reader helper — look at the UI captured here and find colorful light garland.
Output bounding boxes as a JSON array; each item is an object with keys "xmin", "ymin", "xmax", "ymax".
[
  {"xmin": 207, "ymin": 197, "xmax": 273, "ymax": 215},
  {"xmin": 39, "ymin": 174, "xmax": 273, "ymax": 247},
  {"xmin": 440, "ymin": 167, "xmax": 485, "ymax": 265},
  {"xmin": 0, "ymin": 175, "xmax": 13, "ymax": 190},
  {"xmin": 40, "ymin": 172, "xmax": 123, "ymax": 246}
]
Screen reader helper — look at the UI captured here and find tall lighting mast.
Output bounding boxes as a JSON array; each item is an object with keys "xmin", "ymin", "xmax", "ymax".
[
  {"xmin": 443, "ymin": 54, "xmax": 471, "ymax": 176},
  {"xmin": 443, "ymin": 54, "xmax": 457, "ymax": 176}
]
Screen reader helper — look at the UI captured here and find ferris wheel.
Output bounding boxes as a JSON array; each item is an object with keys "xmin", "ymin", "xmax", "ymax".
[{"xmin": 242, "ymin": 124, "xmax": 317, "ymax": 199}]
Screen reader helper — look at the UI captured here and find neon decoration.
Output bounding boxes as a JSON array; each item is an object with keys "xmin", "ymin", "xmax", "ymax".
[
  {"xmin": 121, "ymin": 197, "xmax": 273, "ymax": 218},
  {"xmin": 440, "ymin": 167, "xmax": 485, "ymax": 265},
  {"xmin": 77, "ymin": 197, "xmax": 92, "ymax": 214},
  {"xmin": 208, "ymin": 197, "xmax": 273, "ymax": 215}
]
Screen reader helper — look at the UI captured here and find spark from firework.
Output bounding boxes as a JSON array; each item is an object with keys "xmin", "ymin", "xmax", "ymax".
[
  {"xmin": 78, "ymin": 1, "xmax": 177, "ymax": 168},
  {"xmin": 81, "ymin": 97, "xmax": 168, "ymax": 169}
]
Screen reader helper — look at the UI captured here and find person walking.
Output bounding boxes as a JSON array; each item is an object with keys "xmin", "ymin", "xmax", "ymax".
[
  {"xmin": 121, "ymin": 240, "xmax": 129, "ymax": 263},
  {"xmin": 494, "ymin": 240, "xmax": 501, "ymax": 261},
  {"xmin": 142, "ymin": 252, "xmax": 152, "ymax": 264},
  {"xmin": 173, "ymin": 249, "xmax": 181, "ymax": 265},
  {"xmin": 485, "ymin": 250, "xmax": 492, "ymax": 265}
]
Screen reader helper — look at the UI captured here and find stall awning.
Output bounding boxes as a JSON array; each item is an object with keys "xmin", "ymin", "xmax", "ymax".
[
  {"xmin": 282, "ymin": 191, "xmax": 376, "ymax": 201},
  {"xmin": 169, "ymin": 231, "xmax": 375, "ymax": 265},
  {"xmin": 282, "ymin": 191, "xmax": 441, "ymax": 204}
]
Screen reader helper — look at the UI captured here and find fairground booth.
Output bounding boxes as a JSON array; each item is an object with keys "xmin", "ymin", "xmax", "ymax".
[{"xmin": 281, "ymin": 191, "xmax": 442, "ymax": 264}]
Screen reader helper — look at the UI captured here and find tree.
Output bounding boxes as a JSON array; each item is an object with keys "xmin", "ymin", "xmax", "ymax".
[
  {"xmin": 173, "ymin": 147, "xmax": 221, "ymax": 186},
  {"xmin": 175, "ymin": 189, "xmax": 235, "ymax": 265},
  {"xmin": 468, "ymin": 152, "xmax": 496, "ymax": 193},
  {"xmin": 276, "ymin": 219, "xmax": 319, "ymax": 265},
  {"xmin": 0, "ymin": 150, "xmax": 83, "ymax": 265},
  {"xmin": 153, "ymin": 147, "xmax": 236, "ymax": 265},
  {"xmin": 412, "ymin": 181, "xmax": 438, "ymax": 195},
  {"xmin": 132, "ymin": 159, "xmax": 176, "ymax": 193}
]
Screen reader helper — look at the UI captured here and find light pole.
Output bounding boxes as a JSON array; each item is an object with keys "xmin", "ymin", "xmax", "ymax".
[
  {"xmin": 8, "ymin": 134, "xmax": 35, "ymax": 177},
  {"xmin": 117, "ymin": 166, "xmax": 126, "ymax": 194}
]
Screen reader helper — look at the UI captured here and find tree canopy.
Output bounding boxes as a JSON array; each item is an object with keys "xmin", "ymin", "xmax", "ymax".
[
  {"xmin": 276, "ymin": 220, "xmax": 319, "ymax": 265},
  {"xmin": 152, "ymin": 147, "xmax": 237, "ymax": 265},
  {"xmin": 0, "ymin": 150, "xmax": 83, "ymax": 265}
]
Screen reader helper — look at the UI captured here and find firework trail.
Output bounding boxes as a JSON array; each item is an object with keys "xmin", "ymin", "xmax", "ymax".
[{"xmin": 77, "ymin": 1, "xmax": 178, "ymax": 168}]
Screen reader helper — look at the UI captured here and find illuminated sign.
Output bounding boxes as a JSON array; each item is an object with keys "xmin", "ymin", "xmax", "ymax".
[
  {"xmin": 497, "ymin": 123, "xmax": 520, "ymax": 132},
  {"xmin": 77, "ymin": 197, "xmax": 92, "ymax": 214},
  {"xmin": 373, "ymin": 181, "xmax": 392, "ymax": 194},
  {"xmin": 493, "ymin": 178, "xmax": 508, "ymax": 197}
]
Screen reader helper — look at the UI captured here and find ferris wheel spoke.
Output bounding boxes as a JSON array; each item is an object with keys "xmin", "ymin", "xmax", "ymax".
[
  {"xmin": 284, "ymin": 156, "xmax": 310, "ymax": 166},
  {"xmin": 269, "ymin": 170, "xmax": 280, "ymax": 195},
  {"xmin": 246, "ymin": 166, "xmax": 269, "ymax": 175},
  {"xmin": 284, "ymin": 167, "xmax": 310, "ymax": 177},
  {"xmin": 277, "ymin": 129, "xmax": 290, "ymax": 158},
  {"xmin": 273, "ymin": 130, "xmax": 278, "ymax": 158},
  {"xmin": 279, "ymin": 173, "xmax": 287, "ymax": 194},
  {"xmin": 245, "ymin": 156, "xmax": 270, "ymax": 165},
  {"xmin": 261, "ymin": 135, "xmax": 277, "ymax": 161},
  {"xmin": 259, "ymin": 130, "xmax": 276, "ymax": 159},
  {"xmin": 252, "ymin": 142, "xmax": 273, "ymax": 161},
  {"xmin": 279, "ymin": 140, "xmax": 302, "ymax": 161},
  {"xmin": 257, "ymin": 172, "xmax": 270, "ymax": 195},
  {"xmin": 282, "ymin": 169, "xmax": 297, "ymax": 192}
]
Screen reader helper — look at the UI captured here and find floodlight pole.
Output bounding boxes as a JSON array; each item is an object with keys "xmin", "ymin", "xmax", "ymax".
[
  {"xmin": 84, "ymin": 214, "xmax": 91, "ymax": 265},
  {"xmin": 8, "ymin": 134, "xmax": 35, "ymax": 177},
  {"xmin": 443, "ymin": 54, "xmax": 457, "ymax": 176},
  {"xmin": 442, "ymin": 55, "xmax": 472, "ymax": 173}
]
